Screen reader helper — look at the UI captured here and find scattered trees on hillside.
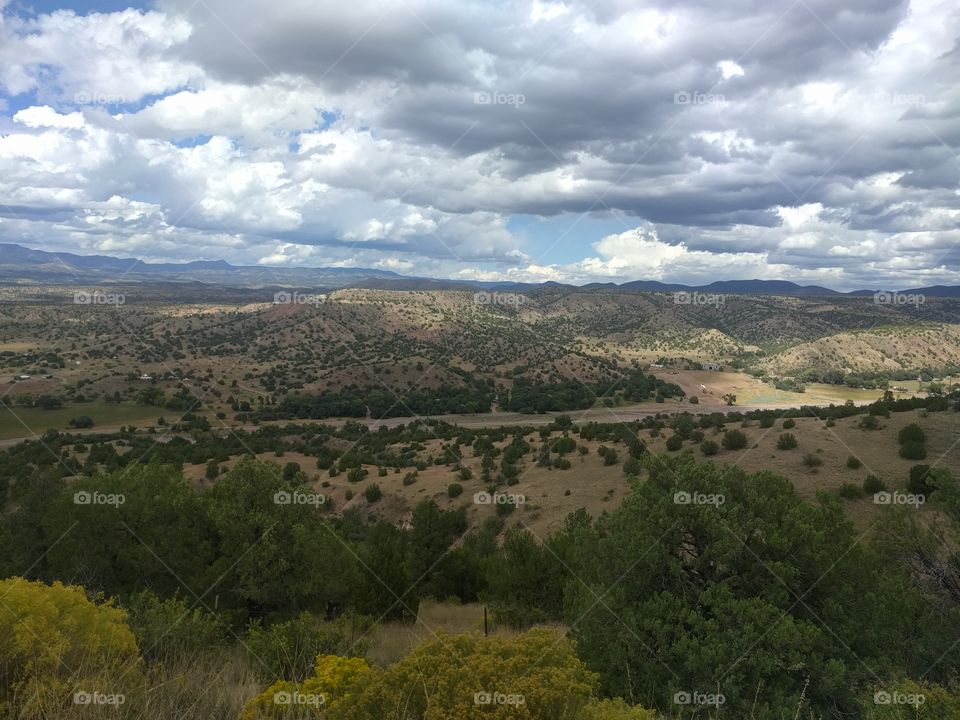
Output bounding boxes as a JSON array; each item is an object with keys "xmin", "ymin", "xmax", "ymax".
[
  {"xmin": 721, "ymin": 429, "xmax": 747, "ymax": 450},
  {"xmin": 561, "ymin": 455, "xmax": 955, "ymax": 717}
]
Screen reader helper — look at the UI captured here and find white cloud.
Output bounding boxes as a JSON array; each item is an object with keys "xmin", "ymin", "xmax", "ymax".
[
  {"xmin": 530, "ymin": 0, "xmax": 570, "ymax": 23},
  {"xmin": 0, "ymin": 9, "xmax": 200, "ymax": 102},
  {"xmin": 13, "ymin": 105, "xmax": 85, "ymax": 129},
  {"xmin": 717, "ymin": 60, "xmax": 744, "ymax": 80},
  {"xmin": 0, "ymin": 0, "xmax": 957, "ymax": 290}
]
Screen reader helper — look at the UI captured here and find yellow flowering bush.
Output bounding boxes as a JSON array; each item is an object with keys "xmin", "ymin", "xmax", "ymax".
[
  {"xmin": 0, "ymin": 577, "xmax": 143, "ymax": 718},
  {"xmin": 241, "ymin": 654, "xmax": 372, "ymax": 719},
  {"xmin": 242, "ymin": 629, "xmax": 662, "ymax": 720},
  {"xmin": 581, "ymin": 698, "xmax": 660, "ymax": 720}
]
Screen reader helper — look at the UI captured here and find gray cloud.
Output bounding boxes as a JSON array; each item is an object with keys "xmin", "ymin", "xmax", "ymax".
[{"xmin": 0, "ymin": 0, "xmax": 957, "ymax": 288}]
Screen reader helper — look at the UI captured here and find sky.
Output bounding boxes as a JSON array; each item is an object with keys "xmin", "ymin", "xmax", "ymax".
[{"xmin": 0, "ymin": 0, "xmax": 958, "ymax": 289}]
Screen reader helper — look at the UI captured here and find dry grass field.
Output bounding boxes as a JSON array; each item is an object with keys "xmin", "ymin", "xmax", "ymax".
[
  {"xmin": 162, "ymin": 407, "xmax": 960, "ymax": 536},
  {"xmin": 363, "ymin": 600, "xmax": 553, "ymax": 666}
]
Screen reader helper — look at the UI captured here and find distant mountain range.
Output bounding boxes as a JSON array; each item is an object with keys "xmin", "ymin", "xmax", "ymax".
[
  {"xmin": 2, "ymin": 242, "xmax": 960, "ymax": 297},
  {"xmin": 0, "ymin": 243, "xmax": 401, "ymax": 288}
]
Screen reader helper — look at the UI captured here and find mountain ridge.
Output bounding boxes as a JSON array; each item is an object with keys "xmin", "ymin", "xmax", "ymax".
[{"xmin": 2, "ymin": 242, "xmax": 959, "ymax": 297}]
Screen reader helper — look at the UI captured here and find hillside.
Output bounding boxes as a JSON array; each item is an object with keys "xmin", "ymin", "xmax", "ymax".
[
  {"xmin": 759, "ymin": 324, "xmax": 960, "ymax": 377},
  {"xmin": 2, "ymin": 287, "xmax": 958, "ymax": 430}
]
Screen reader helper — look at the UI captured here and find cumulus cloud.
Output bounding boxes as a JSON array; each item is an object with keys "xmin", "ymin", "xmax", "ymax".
[{"xmin": 0, "ymin": 0, "xmax": 957, "ymax": 288}]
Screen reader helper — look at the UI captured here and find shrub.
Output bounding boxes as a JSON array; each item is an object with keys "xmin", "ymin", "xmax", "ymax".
[
  {"xmin": 126, "ymin": 591, "xmax": 222, "ymax": 665},
  {"xmin": 847, "ymin": 456, "xmax": 863, "ymax": 469},
  {"xmin": 688, "ymin": 395, "xmax": 699, "ymax": 404},
  {"xmin": 242, "ymin": 654, "xmax": 372, "ymax": 720},
  {"xmin": 863, "ymin": 475, "xmax": 885, "ymax": 494},
  {"xmin": 859, "ymin": 415, "xmax": 880, "ymax": 430},
  {"xmin": 722, "ymin": 429, "xmax": 747, "ymax": 451},
  {"xmin": 759, "ymin": 416, "xmax": 775, "ymax": 428},
  {"xmin": 783, "ymin": 418, "xmax": 796, "ymax": 429},
  {"xmin": 838, "ymin": 482, "xmax": 863, "ymax": 499},
  {"xmin": 802, "ymin": 453, "xmax": 823, "ymax": 468},
  {"xmin": 907, "ymin": 465, "xmax": 933, "ymax": 496},
  {"xmin": 899, "ymin": 441, "xmax": 927, "ymax": 460},
  {"xmin": 537, "ymin": 448, "xmax": 552, "ymax": 467},
  {"xmin": 447, "ymin": 483, "xmax": 464, "ymax": 498},
  {"xmin": 402, "ymin": 472, "xmax": 417, "ymax": 486},
  {"xmin": 68, "ymin": 415, "xmax": 94, "ymax": 428},
  {"xmin": 776, "ymin": 433, "xmax": 798, "ymax": 450},
  {"xmin": 0, "ymin": 578, "xmax": 143, "ymax": 713},
  {"xmin": 246, "ymin": 630, "xmax": 626, "ymax": 719},
  {"xmin": 363, "ymin": 484, "xmax": 383, "ymax": 503},
  {"xmin": 860, "ymin": 681, "xmax": 960, "ymax": 719},
  {"xmin": 665, "ymin": 434, "xmax": 684, "ymax": 451},
  {"xmin": 898, "ymin": 423, "xmax": 927, "ymax": 445},
  {"xmin": 582, "ymin": 699, "xmax": 658, "ymax": 720},
  {"xmin": 347, "ymin": 467, "xmax": 369, "ymax": 483},
  {"xmin": 623, "ymin": 456, "xmax": 642, "ymax": 476},
  {"xmin": 553, "ymin": 457, "xmax": 572, "ymax": 470},
  {"xmin": 245, "ymin": 612, "xmax": 349, "ymax": 682},
  {"xmin": 333, "ymin": 630, "xmax": 594, "ymax": 720},
  {"xmin": 700, "ymin": 439, "xmax": 719, "ymax": 456},
  {"xmin": 598, "ymin": 446, "xmax": 619, "ymax": 466}
]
